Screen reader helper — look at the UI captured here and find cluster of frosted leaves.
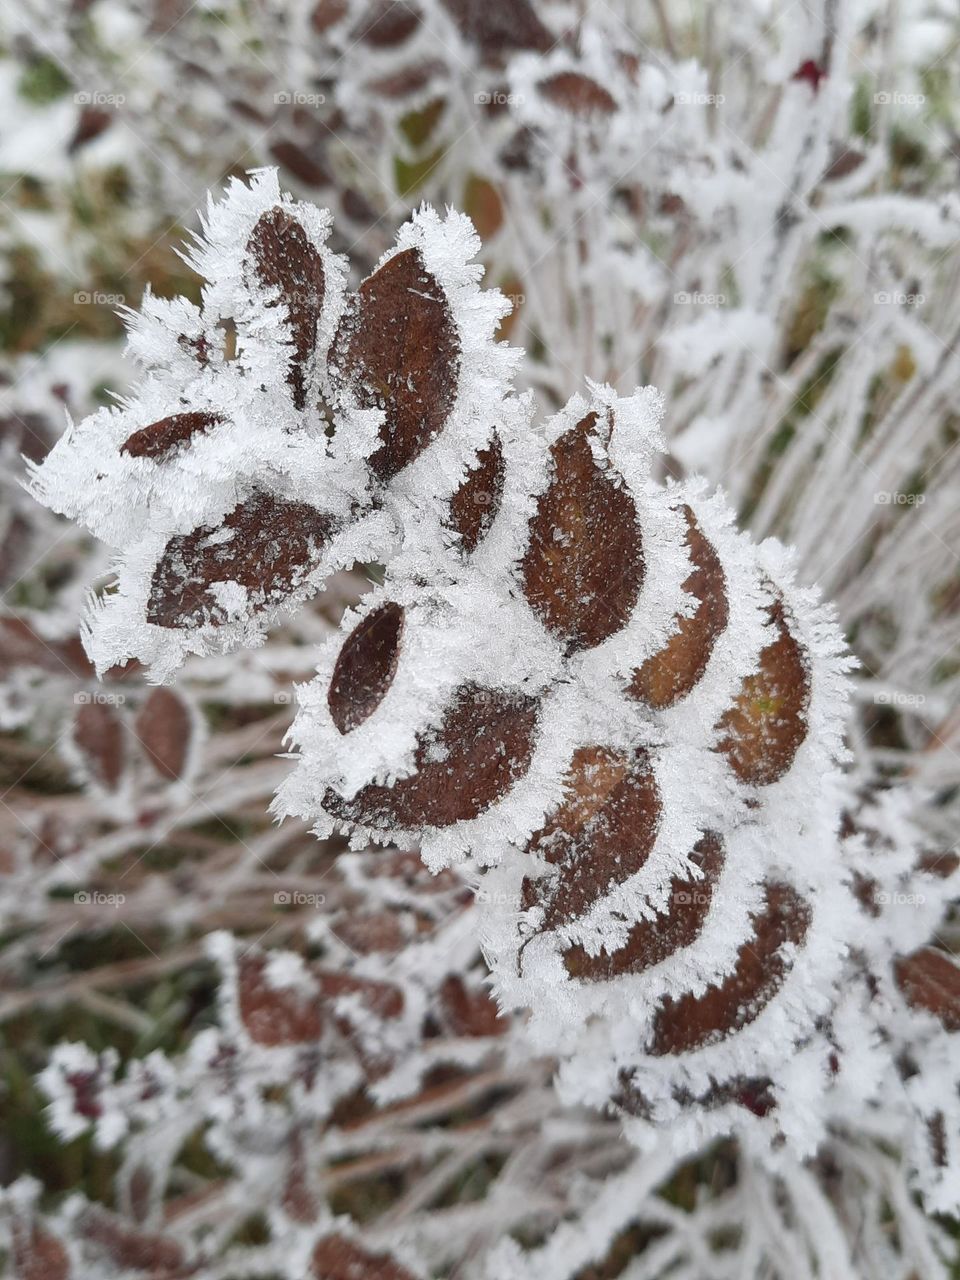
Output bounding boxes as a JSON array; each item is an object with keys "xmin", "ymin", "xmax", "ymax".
[
  {"xmin": 6, "ymin": 850, "xmax": 502, "ymax": 1280},
  {"xmin": 32, "ymin": 170, "xmax": 856, "ymax": 1151}
]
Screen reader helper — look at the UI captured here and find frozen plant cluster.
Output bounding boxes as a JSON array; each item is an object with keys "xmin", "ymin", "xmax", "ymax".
[
  {"xmin": 13, "ymin": 162, "xmax": 960, "ymax": 1278},
  {"xmin": 1, "ymin": 0, "xmax": 959, "ymax": 1277}
]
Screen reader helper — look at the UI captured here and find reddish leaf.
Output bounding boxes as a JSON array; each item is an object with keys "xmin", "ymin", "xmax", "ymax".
[
  {"xmin": 69, "ymin": 107, "xmax": 112, "ymax": 153},
  {"xmin": 147, "ymin": 493, "xmax": 332, "ymax": 629},
  {"xmin": 329, "ymin": 248, "xmax": 461, "ymax": 481},
  {"xmin": 323, "ymin": 684, "xmax": 539, "ymax": 830},
  {"xmin": 0, "ymin": 617, "xmax": 92, "ymax": 679},
  {"xmin": 282, "ymin": 1134, "xmax": 320, "ymax": 1224},
  {"xmin": 522, "ymin": 746, "xmax": 661, "ymax": 931},
  {"xmin": 237, "ymin": 955, "xmax": 324, "ymax": 1046},
  {"xmin": 439, "ymin": 974, "xmax": 508, "ymax": 1036},
  {"xmin": 73, "ymin": 700, "xmax": 125, "ymax": 791},
  {"xmin": 135, "ymin": 687, "xmax": 193, "ymax": 781},
  {"xmin": 12, "ymin": 1222, "xmax": 70, "ymax": 1280},
  {"xmin": 316, "ymin": 970, "xmax": 405, "ymax": 1020},
  {"xmin": 715, "ymin": 597, "xmax": 810, "ymax": 785},
  {"xmin": 78, "ymin": 1208, "xmax": 185, "ymax": 1275},
  {"xmin": 351, "ymin": 0, "xmax": 421, "ymax": 46},
  {"xmin": 440, "ymin": 0, "xmax": 552, "ymax": 59},
  {"xmin": 563, "ymin": 833, "xmax": 724, "ymax": 980},
  {"xmin": 268, "ymin": 139, "xmax": 333, "ymax": 191},
  {"xmin": 311, "ymin": 0, "xmax": 348, "ymax": 32},
  {"xmin": 823, "ymin": 146, "xmax": 865, "ymax": 181},
  {"xmin": 538, "ymin": 72, "xmax": 618, "ymax": 115},
  {"xmin": 446, "ymin": 434, "xmax": 505, "ymax": 554},
  {"xmin": 628, "ymin": 507, "xmax": 728, "ymax": 707},
  {"xmin": 312, "ymin": 1235, "xmax": 417, "ymax": 1280},
  {"xmin": 649, "ymin": 883, "xmax": 811, "ymax": 1055},
  {"xmin": 332, "ymin": 911, "xmax": 405, "ymax": 954},
  {"xmin": 895, "ymin": 947, "xmax": 960, "ymax": 1031},
  {"xmin": 521, "ymin": 413, "xmax": 644, "ymax": 652},
  {"xmin": 120, "ymin": 412, "xmax": 223, "ymax": 461},
  {"xmin": 328, "ymin": 602, "xmax": 404, "ymax": 733},
  {"xmin": 247, "ymin": 207, "xmax": 326, "ymax": 410}
]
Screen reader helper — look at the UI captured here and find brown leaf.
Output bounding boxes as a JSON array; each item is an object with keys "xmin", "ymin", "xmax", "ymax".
[
  {"xmin": 521, "ymin": 746, "xmax": 660, "ymax": 932},
  {"xmin": 332, "ymin": 910, "xmax": 405, "ymax": 954},
  {"xmin": 312, "ymin": 1235, "xmax": 417, "ymax": 1280},
  {"xmin": 895, "ymin": 946, "xmax": 960, "ymax": 1031},
  {"xmin": 147, "ymin": 492, "xmax": 332, "ymax": 629},
  {"xmin": 268, "ymin": 139, "xmax": 333, "ymax": 191},
  {"xmin": 0, "ymin": 617, "xmax": 92, "ymax": 679},
  {"xmin": 316, "ymin": 970, "xmax": 405, "ymax": 1020},
  {"xmin": 649, "ymin": 882, "xmax": 811, "ymax": 1055},
  {"xmin": 121, "ymin": 412, "xmax": 222, "ymax": 461},
  {"xmin": 563, "ymin": 833, "xmax": 724, "ymax": 980},
  {"xmin": 69, "ymin": 107, "xmax": 112, "ymax": 153},
  {"xmin": 446, "ymin": 434, "xmax": 505, "ymax": 553},
  {"xmin": 73, "ymin": 699, "xmax": 126, "ymax": 791},
  {"xmin": 628, "ymin": 507, "xmax": 728, "ymax": 707},
  {"xmin": 351, "ymin": 0, "xmax": 421, "ymax": 46},
  {"xmin": 135, "ymin": 687, "xmax": 193, "ymax": 781},
  {"xmin": 538, "ymin": 72, "xmax": 618, "ymax": 115},
  {"xmin": 329, "ymin": 248, "xmax": 461, "ymax": 481},
  {"xmin": 311, "ymin": 0, "xmax": 348, "ymax": 33},
  {"xmin": 247, "ymin": 207, "xmax": 326, "ymax": 410},
  {"xmin": 463, "ymin": 174, "xmax": 504, "ymax": 240},
  {"xmin": 439, "ymin": 0, "xmax": 552, "ymax": 60},
  {"xmin": 520, "ymin": 412, "xmax": 644, "ymax": 652},
  {"xmin": 323, "ymin": 684, "xmax": 539, "ymax": 830},
  {"xmin": 439, "ymin": 974, "xmax": 508, "ymax": 1036},
  {"xmin": 328, "ymin": 602, "xmax": 404, "ymax": 733},
  {"xmin": 12, "ymin": 1222, "xmax": 70, "ymax": 1280},
  {"xmin": 77, "ymin": 1207, "xmax": 186, "ymax": 1276},
  {"xmin": 715, "ymin": 596, "xmax": 810, "ymax": 785},
  {"xmin": 238, "ymin": 955, "xmax": 324, "ymax": 1046}
]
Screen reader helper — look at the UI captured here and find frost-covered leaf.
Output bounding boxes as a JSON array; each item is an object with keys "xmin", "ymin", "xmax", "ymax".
[
  {"xmin": 446, "ymin": 433, "xmax": 504, "ymax": 553},
  {"xmin": 895, "ymin": 947, "xmax": 960, "ymax": 1031},
  {"xmin": 119, "ymin": 411, "xmax": 224, "ymax": 461},
  {"xmin": 147, "ymin": 494, "xmax": 333, "ymax": 630},
  {"xmin": 520, "ymin": 412, "xmax": 644, "ymax": 652},
  {"xmin": 329, "ymin": 247, "xmax": 461, "ymax": 480},
  {"xmin": 328, "ymin": 601, "xmax": 404, "ymax": 734}
]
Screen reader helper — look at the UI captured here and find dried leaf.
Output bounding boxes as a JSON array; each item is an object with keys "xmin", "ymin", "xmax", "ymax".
[
  {"xmin": 351, "ymin": 0, "xmax": 421, "ymax": 47},
  {"xmin": 247, "ymin": 207, "xmax": 326, "ymax": 409},
  {"xmin": 312, "ymin": 1235, "xmax": 417, "ymax": 1280},
  {"xmin": 73, "ymin": 700, "xmax": 126, "ymax": 791},
  {"xmin": 463, "ymin": 174, "xmax": 504, "ymax": 240},
  {"xmin": 650, "ymin": 883, "xmax": 811, "ymax": 1055},
  {"xmin": 78, "ymin": 1208, "xmax": 184, "ymax": 1275},
  {"xmin": 895, "ymin": 946, "xmax": 960, "ymax": 1031},
  {"xmin": 12, "ymin": 1223, "xmax": 70, "ymax": 1280},
  {"xmin": 522, "ymin": 746, "xmax": 660, "ymax": 931},
  {"xmin": 538, "ymin": 72, "xmax": 618, "ymax": 115},
  {"xmin": 237, "ymin": 956, "xmax": 324, "ymax": 1046},
  {"xmin": 329, "ymin": 248, "xmax": 461, "ymax": 481},
  {"xmin": 629, "ymin": 507, "xmax": 728, "ymax": 707},
  {"xmin": 563, "ymin": 833, "xmax": 724, "ymax": 980},
  {"xmin": 328, "ymin": 602, "xmax": 404, "ymax": 733},
  {"xmin": 715, "ymin": 597, "xmax": 810, "ymax": 784},
  {"xmin": 147, "ymin": 493, "xmax": 332, "ymax": 629},
  {"xmin": 439, "ymin": 974, "xmax": 508, "ymax": 1036},
  {"xmin": 324, "ymin": 685, "xmax": 539, "ymax": 829},
  {"xmin": 521, "ymin": 413, "xmax": 644, "ymax": 652},
  {"xmin": 446, "ymin": 434, "xmax": 505, "ymax": 553},
  {"xmin": 120, "ymin": 412, "xmax": 223, "ymax": 461},
  {"xmin": 440, "ymin": 0, "xmax": 552, "ymax": 59},
  {"xmin": 268, "ymin": 139, "xmax": 333, "ymax": 191},
  {"xmin": 135, "ymin": 687, "xmax": 193, "ymax": 781}
]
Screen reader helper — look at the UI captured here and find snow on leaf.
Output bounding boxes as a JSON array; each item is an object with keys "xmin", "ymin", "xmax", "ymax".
[
  {"xmin": 446, "ymin": 433, "xmax": 505, "ymax": 554},
  {"xmin": 312, "ymin": 1234, "xmax": 419, "ymax": 1280},
  {"xmin": 147, "ymin": 493, "xmax": 333, "ymax": 630},
  {"xmin": 649, "ymin": 882, "xmax": 811, "ymax": 1055},
  {"xmin": 628, "ymin": 506, "xmax": 728, "ymax": 707},
  {"xmin": 715, "ymin": 595, "xmax": 811, "ymax": 785},
  {"xmin": 329, "ymin": 247, "xmax": 461, "ymax": 481},
  {"xmin": 323, "ymin": 685, "xmax": 540, "ymax": 831},
  {"xmin": 246, "ymin": 206, "xmax": 327, "ymax": 410}
]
